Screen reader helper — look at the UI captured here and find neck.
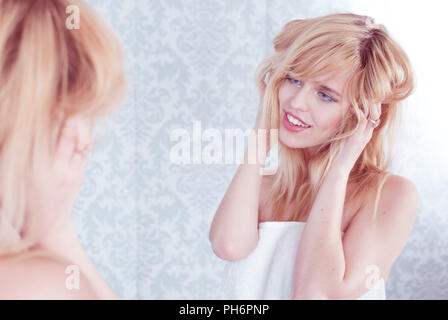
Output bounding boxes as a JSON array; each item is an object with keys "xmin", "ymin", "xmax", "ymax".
[
  {"xmin": 304, "ymin": 145, "xmax": 319, "ymax": 159},
  {"xmin": 33, "ymin": 219, "xmax": 117, "ymax": 299}
]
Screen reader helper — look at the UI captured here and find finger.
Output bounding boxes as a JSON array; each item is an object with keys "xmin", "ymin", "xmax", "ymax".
[
  {"xmin": 367, "ymin": 104, "xmax": 380, "ymax": 132},
  {"xmin": 354, "ymin": 114, "xmax": 369, "ymax": 138},
  {"xmin": 370, "ymin": 102, "xmax": 381, "ymax": 120},
  {"xmin": 360, "ymin": 111, "xmax": 369, "ymax": 125},
  {"xmin": 375, "ymin": 103, "xmax": 381, "ymax": 119},
  {"xmin": 364, "ymin": 117, "xmax": 373, "ymax": 133}
]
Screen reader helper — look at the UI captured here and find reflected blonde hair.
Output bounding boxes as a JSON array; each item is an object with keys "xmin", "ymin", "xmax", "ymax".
[
  {"xmin": 0, "ymin": 0, "xmax": 127, "ymax": 256},
  {"xmin": 255, "ymin": 13, "xmax": 414, "ymax": 222}
]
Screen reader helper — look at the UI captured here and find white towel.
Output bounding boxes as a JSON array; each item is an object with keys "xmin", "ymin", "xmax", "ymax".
[{"xmin": 219, "ymin": 221, "xmax": 386, "ymax": 300}]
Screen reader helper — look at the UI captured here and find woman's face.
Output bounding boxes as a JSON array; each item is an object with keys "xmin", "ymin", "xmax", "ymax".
[{"xmin": 278, "ymin": 70, "xmax": 352, "ymax": 155}]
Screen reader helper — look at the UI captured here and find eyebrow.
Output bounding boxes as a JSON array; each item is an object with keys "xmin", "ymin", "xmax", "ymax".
[{"xmin": 313, "ymin": 81, "xmax": 342, "ymax": 99}]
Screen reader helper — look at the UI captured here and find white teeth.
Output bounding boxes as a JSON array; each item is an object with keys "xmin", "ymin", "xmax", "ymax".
[{"xmin": 286, "ymin": 114, "xmax": 310, "ymax": 128}]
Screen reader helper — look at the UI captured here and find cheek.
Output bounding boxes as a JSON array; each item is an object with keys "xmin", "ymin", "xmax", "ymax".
[
  {"xmin": 278, "ymin": 83, "xmax": 294, "ymax": 105},
  {"xmin": 314, "ymin": 113, "xmax": 342, "ymax": 132}
]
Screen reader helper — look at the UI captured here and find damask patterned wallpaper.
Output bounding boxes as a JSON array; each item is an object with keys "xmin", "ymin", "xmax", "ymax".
[{"xmin": 74, "ymin": 0, "xmax": 448, "ymax": 299}]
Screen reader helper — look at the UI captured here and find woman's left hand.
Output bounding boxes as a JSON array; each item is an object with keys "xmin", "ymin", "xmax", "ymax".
[{"xmin": 331, "ymin": 102, "xmax": 382, "ymax": 174}]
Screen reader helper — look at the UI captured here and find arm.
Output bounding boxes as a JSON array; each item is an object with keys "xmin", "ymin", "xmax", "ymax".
[
  {"xmin": 209, "ymin": 77, "xmax": 271, "ymax": 261},
  {"xmin": 292, "ymin": 169, "xmax": 419, "ymax": 299},
  {"xmin": 210, "ymin": 79, "xmax": 276, "ymax": 261},
  {"xmin": 208, "ymin": 142, "xmax": 265, "ymax": 261},
  {"xmin": 291, "ymin": 167, "xmax": 349, "ymax": 299},
  {"xmin": 292, "ymin": 103, "xmax": 418, "ymax": 299}
]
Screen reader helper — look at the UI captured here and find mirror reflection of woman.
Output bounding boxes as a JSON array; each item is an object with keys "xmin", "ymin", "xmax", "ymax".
[
  {"xmin": 0, "ymin": 0, "xmax": 126, "ymax": 299},
  {"xmin": 209, "ymin": 13, "xmax": 419, "ymax": 300}
]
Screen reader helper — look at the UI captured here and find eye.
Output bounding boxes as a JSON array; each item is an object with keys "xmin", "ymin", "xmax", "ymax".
[
  {"xmin": 286, "ymin": 76, "xmax": 336, "ymax": 103},
  {"xmin": 287, "ymin": 77, "xmax": 302, "ymax": 87},
  {"xmin": 316, "ymin": 91, "xmax": 335, "ymax": 103}
]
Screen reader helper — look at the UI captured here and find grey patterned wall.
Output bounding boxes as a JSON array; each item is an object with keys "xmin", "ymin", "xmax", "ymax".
[{"xmin": 74, "ymin": 0, "xmax": 448, "ymax": 299}]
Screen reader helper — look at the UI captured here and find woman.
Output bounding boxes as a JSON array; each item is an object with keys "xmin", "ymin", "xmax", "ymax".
[
  {"xmin": 209, "ymin": 13, "xmax": 419, "ymax": 300},
  {"xmin": 0, "ymin": 0, "xmax": 126, "ymax": 299}
]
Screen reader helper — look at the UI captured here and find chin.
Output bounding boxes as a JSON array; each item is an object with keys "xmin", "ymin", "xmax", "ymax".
[{"xmin": 278, "ymin": 127, "xmax": 309, "ymax": 149}]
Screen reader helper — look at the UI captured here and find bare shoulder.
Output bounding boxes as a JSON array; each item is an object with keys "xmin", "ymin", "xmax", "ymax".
[
  {"xmin": 354, "ymin": 173, "xmax": 419, "ymax": 219},
  {"xmin": 0, "ymin": 256, "xmax": 98, "ymax": 299},
  {"xmin": 377, "ymin": 173, "xmax": 420, "ymax": 220},
  {"xmin": 349, "ymin": 173, "xmax": 420, "ymax": 251},
  {"xmin": 341, "ymin": 173, "xmax": 420, "ymax": 284}
]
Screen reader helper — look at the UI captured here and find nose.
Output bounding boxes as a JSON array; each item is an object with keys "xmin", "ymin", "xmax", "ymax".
[{"xmin": 289, "ymin": 86, "xmax": 310, "ymax": 112}]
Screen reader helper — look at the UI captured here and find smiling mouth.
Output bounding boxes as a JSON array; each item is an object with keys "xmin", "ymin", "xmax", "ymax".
[{"xmin": 284, "ymin": 112, "xmax": 311, "ymax": 128}]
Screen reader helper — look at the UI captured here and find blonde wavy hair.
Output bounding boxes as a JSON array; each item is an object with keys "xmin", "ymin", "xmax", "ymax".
[
  {"xmin": 255, "ymin": 13, "xmax": 415, "ymax": 222},
  {"xmin": 0, "ymin": 0, "xmax": 126, "ymax": 257}
]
